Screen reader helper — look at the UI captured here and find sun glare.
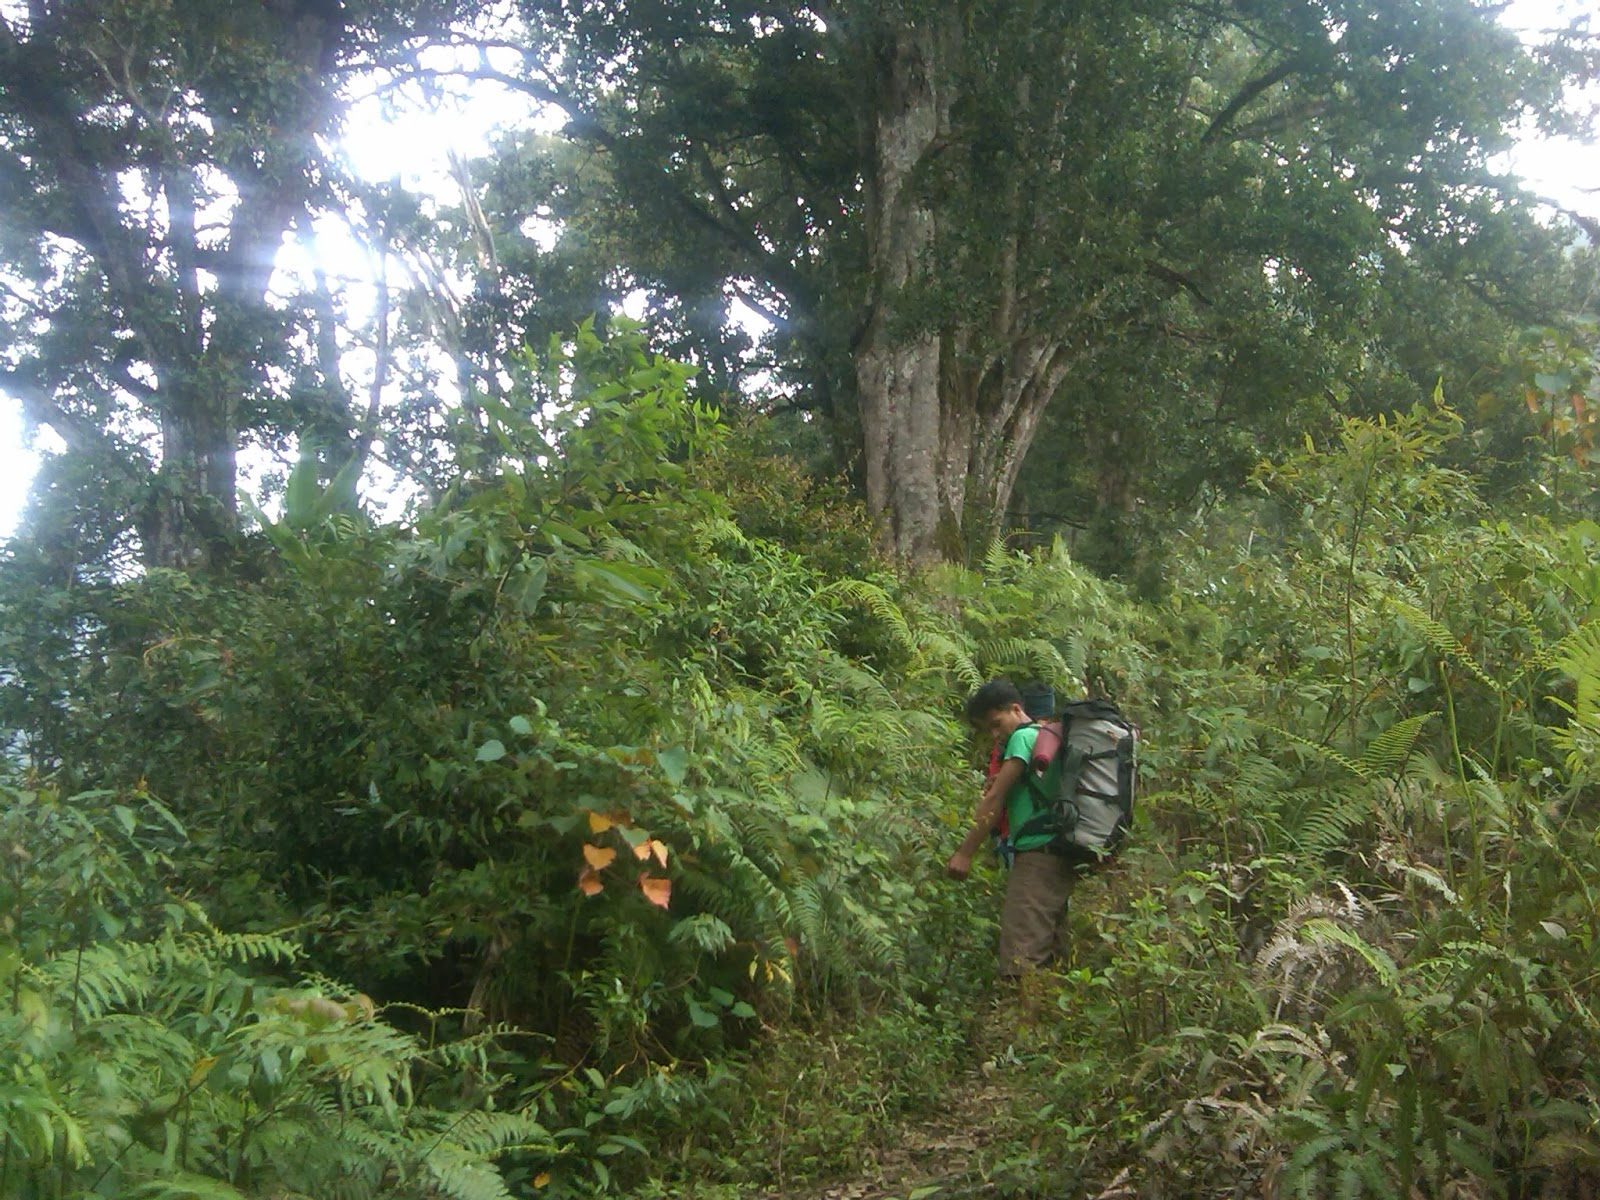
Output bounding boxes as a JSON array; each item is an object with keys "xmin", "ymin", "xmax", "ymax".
[{"xmin": 0, "ymin": 1, "xmax": 1595, "ymax": 541}]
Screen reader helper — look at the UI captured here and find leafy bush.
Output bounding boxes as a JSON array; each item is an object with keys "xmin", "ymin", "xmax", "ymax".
[
  {"xmin": 0, "ymin": 781, "xmax": 544, "ymax": 1200},
  {"xmin": 949, "ymin": 403, "xmax": 1600, "ymax": 1198},
  {"xmin": 0, "ymin": 325, "xmax": 1003, "ymax": 1196},
  {"xmin": 13, "ymin": 324, "xmax": 1600, "ymax": 1199}
]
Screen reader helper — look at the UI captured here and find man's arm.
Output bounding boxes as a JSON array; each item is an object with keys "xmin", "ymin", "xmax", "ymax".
[{"xmin": 945, "ymin": 757, "xmax": 1026, "ymax": 879}]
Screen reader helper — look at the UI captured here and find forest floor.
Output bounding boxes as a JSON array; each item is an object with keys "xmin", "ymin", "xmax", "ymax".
[
  {"xmin": 757, "ymin": 1007, "xmax": 1136, "ymax": 1200},
  {"xmin": 762, "ymin": 1064, "xmax": 1015, "ymax": 1200}
]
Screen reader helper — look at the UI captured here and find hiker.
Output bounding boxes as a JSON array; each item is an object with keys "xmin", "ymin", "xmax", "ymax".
[
  {"xmin": 982, "ymin": 681, "xmax": 1054, "ymax": 787},
  {"xmin": 945, "ymin": 679, "xmax": 1083, "ymax": 977}
]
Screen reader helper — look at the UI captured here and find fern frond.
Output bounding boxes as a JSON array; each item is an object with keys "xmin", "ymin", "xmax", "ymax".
[
  {"xmin": 982, "ymin": 537, "xmax": 1013, "ymax": 576},
  {"xmin": 1358, "ymin": 712, "xmax": 1438, "ymax": 777},
  {"xmin": 1499, "ymin": 616, "xmax": 1597, "ymax": 692},
  {"xmin": 1550, "ymin": 621, "xmax": 1600, "ymax": 711},
  {"xmin": 127, "ymin": 1171, "xmax": 251, "ymax": 1199},
  {"xmin": 1258, "ymin": 722, "xmax": 1368, "ymax": 780},
  {"xmin": 1057, "ymin": 632, "xmax": 1087, "ymax": 683},
  {"xmin": 420, "ymin": 1152, "xmax": 517, "ymax": 1200},
  {"xmin": 1372, "ymin": 852, "xmax": 1458, "ymax": 905},
  {"xmin": 787, "ymin": 873, "xmax": 828, "ymax": 948},
  {"xmin": 1292, "ymin": 788, "xmax": 1373, "ymax": 859},
  {"xmin": 692, "ymin": 516, "xmax": 750, "ymax": 551},
  {"xmin": 820, "ymin": 579, "xmax": 916, "ymax": 653},
  {"xmin": 428, "ymin": 1109, "xmax": 555, "ymax": 1157},
  {"xmin": 1246, "ymin": 1022, "xmax": 1346, "ymax": 1075},
  {"xmin": 907, "ymin": 628, "xmax": 980, "ymax": 683},
  {"xmin": 39, "ymin": 941, "xmax": 158, "ymax": 1018},
  {"xmin": 1386, "ymin": 597, "xmax": 1502, "ymax": 693},
  {"xmin": 202, "ymin": 930, "xmax": 302, "ymax": 965},
  {"xmin": 809, "ymin": 650, "xmax": 896, "ymax": 706},
  {"xmin": 973, "ymin": 636, "xmax": 1071, "ymax": 689},
  {"xmin": 1299, "ymin": 918, "xmax": 1398, "ymax": 989},
  {"xmin": 839, "ymin": 892, "xmax": 905, "ymax": 974},
  {"xmin": 1254, "ymin": 886, "xmax": 1381, "ymax": 1020}
]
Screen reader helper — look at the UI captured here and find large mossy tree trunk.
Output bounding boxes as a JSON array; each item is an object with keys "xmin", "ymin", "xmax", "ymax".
[
  {"xmin": 854, "ymin": 18, "xmax": 952, "ymax": 562},
  {"xmin": 854, "ymin": 17, "xmax": 1073, "ymax": 562}
]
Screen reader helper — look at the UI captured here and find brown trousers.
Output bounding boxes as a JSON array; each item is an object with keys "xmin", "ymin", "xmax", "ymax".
[{"xmin": 997, "ymin": 848, "xmax": 1081, "ymax": 977}]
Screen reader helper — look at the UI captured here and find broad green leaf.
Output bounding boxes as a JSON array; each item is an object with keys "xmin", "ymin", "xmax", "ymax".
[
  {"xmin": 572, "ymin": 559, "xmax": 659, "ymax": 604},
  {"xmin": 283, "ymin": 454, "xmax": 320, "ymax": 529},
  {"xmin": 505, "ymin": 561, "xmax": 548, "ymax": 614},
  {"xmin": 659, "ymin": 746, "xmax": 689, "ymax": 786},
  {"xmin": 540, "ymin": 518, "xmax": 592, "ymax": 548},
  {"xmin": 686, "ymin": 1000, "xmax": 718, "ymax": 1028}
]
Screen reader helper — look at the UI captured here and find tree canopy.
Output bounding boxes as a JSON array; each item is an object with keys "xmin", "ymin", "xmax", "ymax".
[
  {"xmin": 441, "ymin": 0, "xmax": 1599, "ymax": 559},
  {"xmin": 2, "ymin": 0, "xmax": 1595, "ymax": 568},
  {"xmin": 0, "ymin": 0, "xmax": 473, "ymax": 571}
]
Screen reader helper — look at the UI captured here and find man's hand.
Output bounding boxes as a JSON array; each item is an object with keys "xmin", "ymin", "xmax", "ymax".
[{"xmin": 945, "ymin": 850, "xmax": 972, "ymax": 880}]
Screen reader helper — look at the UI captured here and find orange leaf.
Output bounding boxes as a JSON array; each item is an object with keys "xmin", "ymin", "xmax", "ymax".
[
  {"xmin": 631, "ymin": 838, "xmax": 652, "ymax": 860},
  {"xmin": 534, "ymin": 1172, "xmax": 552, "ymax": 1188},
  {"xmin": 577, "ymin": 865, "xmax": 603, "ymax": 896},
  {"xmin": 582, "ymin": 843, "xmax": 617, "ymax": 870},
  {"xmin": 639, "ymin": 874, "xmax": 671, "ymax": 909},
  {"xmin": 586, "ymin": 811, "xmax": 613, "ymax": 834},
  {"xmin": 650, "ymin": 839, "xmax": 669, "ymax": 867}
]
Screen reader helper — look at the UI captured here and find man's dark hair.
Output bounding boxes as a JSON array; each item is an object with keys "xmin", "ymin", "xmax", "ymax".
[{"xmin": 966, "ymin": 679, "xmax": 1024, "ymax": 724}]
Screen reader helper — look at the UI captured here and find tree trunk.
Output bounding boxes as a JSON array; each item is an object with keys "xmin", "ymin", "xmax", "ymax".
[
  {"xmin": 139, "ymin": 2, "xmax": 343, "ymax": 569},
  {"xmin": 149, "ymin": 394, "xmax": 239, "ymax": 569},
  {"xmin": 950, "ymin": 336, "xmax": 1076, "ymax": 553},
  {"xmin": 1, "ymin": 2, "xmax": 351, "ymax": 571},
  {"xmin": 855, "ymin": 18, "xmax": 953, "ymax": 562},
  {"xmin": 856, "ymin": 23, "xmax": 1076, "ymax": 562}
]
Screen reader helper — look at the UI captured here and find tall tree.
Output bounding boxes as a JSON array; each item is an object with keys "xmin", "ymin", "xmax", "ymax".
[
  {"xmin": 0, "ymin": 0, "xmax": 463, "ymax": 570},
  {"xmin": 459, "ymin": 0, "xmax": 1591, "ymax": 560}
]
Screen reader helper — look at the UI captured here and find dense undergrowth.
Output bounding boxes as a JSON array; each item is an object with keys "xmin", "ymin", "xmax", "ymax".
[{"xmin": 4, "ymin": 325, "xmax": 1600, "ymax": 1197}]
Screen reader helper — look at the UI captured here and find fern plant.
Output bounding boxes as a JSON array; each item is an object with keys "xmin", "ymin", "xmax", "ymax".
[{"xmin": 0, "ymin": 781, "xmax": 549, "ymax": 1200}]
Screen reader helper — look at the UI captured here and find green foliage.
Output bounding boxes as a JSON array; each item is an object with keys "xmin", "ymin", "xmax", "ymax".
[
  {"xmin": 453, "ymin": 0, "xmax": 1595, "ymax": 557},
  {"xmin": 0, "ymin": 0, "xmax": 476, "ymax": 569},
  {"xmin": 0, "ymin": 781, "xmax": 543, "ymax": 1200},
  {"xmin": 1, "ymin": 324, "xmax": 999, "ymax": 1194},
  {"xmin": 13, "ymin": 318, "xmax": 1600, "ymax": 1200},
  {"xmin": 949, "ymin": 402, "xmax": 1600, "ymax": 1199}
]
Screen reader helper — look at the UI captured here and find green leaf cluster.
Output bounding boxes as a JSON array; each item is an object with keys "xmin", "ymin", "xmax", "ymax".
[{"xmin": 0, "ymin": 782, "xmax": 546, "ymax": 1200}]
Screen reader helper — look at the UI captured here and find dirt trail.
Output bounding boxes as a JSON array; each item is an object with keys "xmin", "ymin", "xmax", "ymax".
[
  {"xmin": 758, "ymin": 1044, "xmax": 1141, "ymax": 1200},
  {"xmin": 760, "ymin": 1068, "xmax": 1018, "ymax": 1200}
]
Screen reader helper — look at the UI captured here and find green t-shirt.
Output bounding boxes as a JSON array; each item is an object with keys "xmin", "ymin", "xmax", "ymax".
[{"xmin": 1001, "ymin": 724, "xmax": 1051, "ymax": 852}]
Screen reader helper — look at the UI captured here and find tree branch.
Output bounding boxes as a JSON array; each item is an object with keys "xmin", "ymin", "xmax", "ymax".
[
  {"xmin": 1144, "ymin": 259, "xmax": 1216, "ymax": 307},
  {"xmin": 379, "ymin": 59, "xmax": 821, "ymax": 313},
  {"xmin": 0, "ymin": 20, "xmax": 146, "ymax": 300},
  {"xmin": 362, "ymin": 212, "xmax": 393, "ymax": 457},
  {"xmin": 0, "ymin": 368, "xmax": 145, "ymax": 466},
  {"xmin": 1201, "ymin": 56, "xmax": 1306, "ymax": 146},
  {"xmin": 109, "ymin": 362, "xmax": 159, "ymax": 400}
]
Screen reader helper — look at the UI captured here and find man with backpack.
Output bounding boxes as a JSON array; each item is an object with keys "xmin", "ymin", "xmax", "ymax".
[{"xmin": 946, "ymin": 679, "xmax": 1136, "ymax": 978}]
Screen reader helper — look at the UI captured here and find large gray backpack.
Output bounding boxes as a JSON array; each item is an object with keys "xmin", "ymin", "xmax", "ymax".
[{"xmin": 1016, "ymin": 699, "xmax": 1139, "ymax": 859}]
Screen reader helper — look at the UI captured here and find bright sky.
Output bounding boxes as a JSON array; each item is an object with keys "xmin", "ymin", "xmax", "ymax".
[{"xmin": 0, "ymin": 7, "xmax": 1596, "ymax": 541}]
